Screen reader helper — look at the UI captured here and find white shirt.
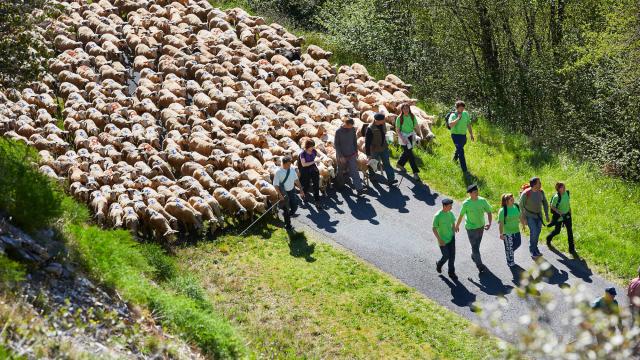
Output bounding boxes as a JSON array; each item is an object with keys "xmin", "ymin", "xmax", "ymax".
[{"xmin": 273, "ymin": 167, "xmax": 298, "ymax": 192}]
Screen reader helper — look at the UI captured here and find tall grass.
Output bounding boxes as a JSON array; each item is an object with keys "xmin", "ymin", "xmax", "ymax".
[{"xmin": 0, "ymin": 139, "xmax": 62, "ymax": 231}]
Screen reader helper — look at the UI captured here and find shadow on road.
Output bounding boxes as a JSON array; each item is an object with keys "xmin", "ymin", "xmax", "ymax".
[
  {"xmin": 440, "ymin": 275, "xmax": 477, "ymax": 309},
  {"xmin": 288, "ymin": 231, "xmax": 316, "ymax": 262},
  {"xmin": 370, "ymin": 180, "xmax": 410, "ymax": 213},
  {"xmin": 549, "ymin": 246, "xmax": 593, "ymax": 283},
  {"xmin": 468, "ymin": 269, "xmax": 514, "ymax": 296},
  {"xmin": 340, "ymin": 189, "xmax": 379, "ymax": 225},
  {"xmin": 303, "ymin": 201, "xmax": 339, "ymax": 233}
]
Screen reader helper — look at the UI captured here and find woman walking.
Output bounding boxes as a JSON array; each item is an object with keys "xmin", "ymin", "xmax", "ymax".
[
  {"xmin": 298, "ymin": 139, "xmax": 321, "ymax": 204},
  {"xmin": 498, "ymin": 193, "xmax": 524, "ymax": 267},
  {"xmin": 395, "ymin": 103, "xmax": 420, "ymax": 180},
  {"xmin": 546, "ymin": 182, "xmax": 575, "ymax": 255}
]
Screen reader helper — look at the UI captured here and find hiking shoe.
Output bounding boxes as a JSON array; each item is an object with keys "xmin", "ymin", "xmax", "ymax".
[
  {"xmin": 448, "ymin": 272, "xmax": 458, "ymax": 281},
  {"xmin": 436, "ymin": 262, "xmax": 443, "ymax": 274}
]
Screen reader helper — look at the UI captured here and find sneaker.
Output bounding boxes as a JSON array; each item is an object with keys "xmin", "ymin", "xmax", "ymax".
[
  {"xmin": 448, "ymin": 272, "xmax": 458, "ymax": 281},
  {"xmin": 436, "ymin": 262, "xmax": 443, "ymax": 273}
]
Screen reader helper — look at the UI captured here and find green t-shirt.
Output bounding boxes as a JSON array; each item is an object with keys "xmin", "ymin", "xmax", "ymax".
[
  {"xmin": 498, "ymin": 205, "xmax": 521, "ymax": 235},
  {"xmin": 448, "ymin": 111, "xmax": 471, "ymax": 135},
  {"xmin": 433, "ymin": 210, "xmax": 456, "ymax": 244},
  {"xmin": 395, "ymin": 114, "xmax": 417, "ymax": 134},
  {"xmin": 460, "ymin": 197, "xmax": 492, "ymax": 230},
  {"xmin": 550, "ymin": 191, "xmax": 570, "ymax": 215}
]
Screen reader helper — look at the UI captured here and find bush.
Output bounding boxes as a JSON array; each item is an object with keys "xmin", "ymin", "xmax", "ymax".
[
  {"xmin": 0, "ymin": 139, "xmax": 63, "ymax": 231},
  {"xmin": 0, "ymin": 254, "xmax": 26, "ymax": 290}
]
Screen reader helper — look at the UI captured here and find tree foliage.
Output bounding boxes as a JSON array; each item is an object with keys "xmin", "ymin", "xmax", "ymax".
[
  {"xmin": 0, "ymin": 0, "xmax": 59, "ymax": 89},
  {"xmin": 243, "ymin": 0, "xmax": 640, "ymax": 180}
]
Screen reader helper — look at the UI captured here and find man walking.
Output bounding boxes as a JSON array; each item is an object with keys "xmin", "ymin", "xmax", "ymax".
[
  {"xmin": 334, "ymin": 118, "xmax": 365, "ymax": 195},
  {"xmin": 273, "ymin": 156, "xmax": 305, "ymax": 233},
  {"xmin": 519, "ymin": 177, "xmax": 550, "ymax": 260},
  {"xmin": 455, "ymin": 184, "xmax": 492, "ymax": 274},
  {"xmin": 433, "ymin": 198, "xmax": 458, "ymax": 280},
  {"xmin": 628, "ymin": 266, "xmax": 640, "ymax": 325},
  {"xmin": 365, "ymin": 113, "xmax": 397, "ymax": 186},
  {"xmin": 447, "ymin": 100, "xmax": 474, "ymax": 174}
]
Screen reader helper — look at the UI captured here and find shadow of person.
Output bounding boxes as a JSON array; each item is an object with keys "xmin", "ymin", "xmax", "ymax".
[
  {"xmin": 370, "ymin": 180, "xmax": 410, "ymax": 213},
  {"xmin": 538, "ymin": 261, "xmax": 570, "ymax": 288},
  {"xmin": 287, "ymin": 231, "xmax": 316, "ymax": 262},
  {"xmin": 548, "ymin": 246, "xmax": 593, "ymax": 283},
  {"xmin": 323, "ymin": 188, "xmax": 346, "ymax": 215},
  {"xmin": 440, "ymin": 275, "xmax": 477, "ymax": 309},
  {"xmin": 409, "ymin": 182, "xmax": 439, "ymax": 206},
  {"xmin": 468, "ymin": 269, "xmax": 514, "ymax": 296},
  {"xmin": 305, "ymin": 203, "xmax": 339, "ymax": 233},
  {"xmin": 463, "ymin": 171, "xmax": 486, "ymax": 188},
  {"xmin": 340, "ymin": 189, "xmax": 379, "ymax": 225}
]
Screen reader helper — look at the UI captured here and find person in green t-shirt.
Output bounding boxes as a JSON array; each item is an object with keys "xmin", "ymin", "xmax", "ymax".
[
  {"xmin": 498, "ymin": 193, "xmax": 526, "ymax": 267},
  {"xmin": 447, "ymin": 100, "xmax": 475, "ymax": 173},
  {"xmin": 546, "ymin": 182, "xmax": 575, "ymax": 255},
  {"xmin": 395, "ymin": 103, "xmax": 420, "ymax": 179},
  {"xmin": 433, "ymin": 198, "xmax": 458, "ymax": 280},
  {"xmin": 455, "ymin": 184, "xmax": 492, "ymax": 274}
]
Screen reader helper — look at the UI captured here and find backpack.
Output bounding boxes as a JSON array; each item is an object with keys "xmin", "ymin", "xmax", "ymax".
[
  {"xmin": 520, "ymin": 183, "xmax": 532, "ymax": 198},
  {"xmin": 503, "ymin": 204, "xmax": 520, "ymax": 224},
  {"xmin": 445, "ymin": 107, "xmax": 456, "ymax": 129}
]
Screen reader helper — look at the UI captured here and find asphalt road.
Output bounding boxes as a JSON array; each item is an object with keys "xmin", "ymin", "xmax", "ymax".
[{"xmin": 291, "ymin": 171, "xmax": 627, "ymax": 341}]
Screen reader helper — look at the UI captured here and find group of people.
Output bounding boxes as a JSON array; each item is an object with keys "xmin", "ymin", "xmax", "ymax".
[
  {"xmin": 269, "ymin": 100, "xmax": 640, "ymax": 325},
  {"xmin": 432, "ymin": 177, "xmax": 573, "ymax": 279}
]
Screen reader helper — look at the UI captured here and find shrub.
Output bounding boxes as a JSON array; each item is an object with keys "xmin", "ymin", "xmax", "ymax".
[{"xmin": 0, "ymin": 139, "xmax": 63, "ymax": 231}]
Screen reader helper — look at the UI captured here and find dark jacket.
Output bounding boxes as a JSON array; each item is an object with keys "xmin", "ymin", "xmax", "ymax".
[
  {"xmin": 365, "ymin": 123, "xmax": 388, "ymax": 156},
  {"xmin": 334, "ymin": 126, "xmax": 357, "ymax": 158}
]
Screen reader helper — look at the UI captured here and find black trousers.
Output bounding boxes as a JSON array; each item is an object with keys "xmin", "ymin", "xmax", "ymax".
[
  {"xmin": 397, "ymin": 143, "xmax": 419, "ymax": 173},
  {"xmin": 300, "ymin": 166, "xmax": 320, "ymax": 201},
  {"xmin": 437, "ymin": 238, "xmax": 456, "ymax": 273},
  {"xmin": 547, "ymin": 213, "xmax": 574, "ymax": 252}
]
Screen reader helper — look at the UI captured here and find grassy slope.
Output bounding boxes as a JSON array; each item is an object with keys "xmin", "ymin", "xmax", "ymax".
[
  {"xmin": 403, "ymin": 119, "xmax": 640, "ymax": 281},
  {"xmin": 176, "ymin": 224, "xmax": 506, "ymax": 359}
]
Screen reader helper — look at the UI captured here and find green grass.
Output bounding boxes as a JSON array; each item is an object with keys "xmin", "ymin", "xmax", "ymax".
[
  {"xmin": 401, "ymin": 117, "xmax": 640, "ymax": 282},
  {"xmin": 176, "ymin": 225, "xmax": 507, "ymax": 359}
]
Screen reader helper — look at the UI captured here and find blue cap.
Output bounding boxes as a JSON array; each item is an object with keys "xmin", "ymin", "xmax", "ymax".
[
  {"xmin": 442, "ymin": 198, "xmax": 454, "ymax": 205},
  {"xmin": 373, "ymin": 113, "xmax": 385, "ymax": 121},
  {"xmin": 605, "ymin": 287, "xmax": 617, "ymax": 296}
]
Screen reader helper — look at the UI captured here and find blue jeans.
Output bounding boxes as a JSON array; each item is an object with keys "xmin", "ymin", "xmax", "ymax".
[
  {"xmin": 281, "ymin": 189, "xmax": 299, "ymax": 228},
  {"xmin": 370, "ymin": 148, "xmax": 395, "ymax": 182},
  {"xmin": 451, "ymin": 134, "xmax": 468, "ymax": 172},
  {"xmin": 526, "ymin": 217, "xmax": 542, "ymax": 257}
]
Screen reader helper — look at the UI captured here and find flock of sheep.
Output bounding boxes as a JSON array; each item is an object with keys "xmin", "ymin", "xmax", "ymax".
[{"xmin": 0, "ymin": 0, "xmax": 434, "ymax": 241}]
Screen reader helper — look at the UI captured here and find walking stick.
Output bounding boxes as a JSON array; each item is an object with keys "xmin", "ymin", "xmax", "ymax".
[{"xmin": 239, "ymin": 199, "xmax": 282, "ymax": 236}]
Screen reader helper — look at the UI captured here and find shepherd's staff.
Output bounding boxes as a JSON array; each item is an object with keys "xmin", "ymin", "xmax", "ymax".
[{"xmin": 238, "ymin": 199, "xmax": 282, "ymax": 236}]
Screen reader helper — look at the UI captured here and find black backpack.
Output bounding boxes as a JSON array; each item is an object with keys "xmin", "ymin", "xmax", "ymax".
[{"xmin": 444, "ymin": 107, "xmax": 456, "ymax": 129}]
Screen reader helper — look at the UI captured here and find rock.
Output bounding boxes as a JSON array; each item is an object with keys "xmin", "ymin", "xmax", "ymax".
[
  {"xmin": 0, "ymin": 220, "xmax": 50, "ymax": 264},
  {"xmin": 44, "ymin": 262, "xmax": 64, "ymax": 277}
]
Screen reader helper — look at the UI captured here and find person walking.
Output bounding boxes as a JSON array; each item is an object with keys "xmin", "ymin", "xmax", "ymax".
[
  {"xmin": 273, "ymin": 156, "xmax": 305, "ymax": 233},
  {"xmin": 546, "ymin": 182, "xmax": 575, "ymax": 255},
  {"xmin": 519, "ymin": 177, "xmax": 549, "ymax": 260},
  {"xmin": 447, "ymin": 100, "xmax": 474, "ymax": 174},
  {"xmin": 433, "ymin": 198, "xmax": 458, "ymax": 280},
  {"xmin": 395, "ymin": 103, "xmax": 420, "ymax": 180},
  {"xmin": 498, "ymin": 193, "xmax": 525, "ymax": 268},
  {"xmin": 365, "ymin": 113, "xmax": 397, "ymax": 186},
  {"xmin": 298, "ymin": 139, "xmax": 321, "ymax": 204},
  {"xmin": 628, "ymin": 266, "xmax": 640, "ymax": 326},
  {"xmin": 334, "ymin": 118, "xmax": 365, "ymax": 195},
  {"xmin": 455, "ymin": 184, "xmax": 492, "ymax": 274}
]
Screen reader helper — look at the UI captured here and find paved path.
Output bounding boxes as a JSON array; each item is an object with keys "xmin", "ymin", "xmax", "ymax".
[{"xmin": 291, "ymin": 172, "xmax": 626, "ymax": 341}]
